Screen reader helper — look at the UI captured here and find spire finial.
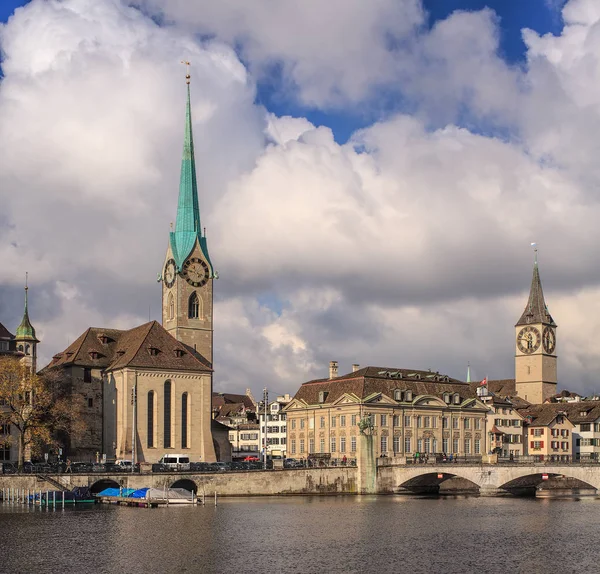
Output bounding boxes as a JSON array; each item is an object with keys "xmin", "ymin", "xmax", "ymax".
[
  {"xmin": 25, "ymin": 271, "xmax": 28, "ymax": 291},
  {"xmin": 531, "ymin": 242, "xmax": 538, "ymax": 266},
  {"xmin": 181, "ymin": 60, "xmax": 191, "ymax": 85}
]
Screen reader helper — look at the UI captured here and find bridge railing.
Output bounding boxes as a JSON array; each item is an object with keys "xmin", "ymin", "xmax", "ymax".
[{"xmin": 377, "ymin": 455, "xmax": 484, "ymax": 466}]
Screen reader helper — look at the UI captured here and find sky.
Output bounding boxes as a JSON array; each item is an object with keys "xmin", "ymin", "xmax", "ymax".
[{"xmin": 2, "ymin": 0, "xmax": 600, "ymax": 399}]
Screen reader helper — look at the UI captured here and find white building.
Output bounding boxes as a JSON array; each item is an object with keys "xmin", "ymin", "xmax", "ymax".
[{"xmin": 259, "ymin": 394, "xmax": 291, "ymax": 459}]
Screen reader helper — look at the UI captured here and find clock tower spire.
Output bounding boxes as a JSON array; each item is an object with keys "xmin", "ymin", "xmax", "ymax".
[
  {"xmin": 161, "ymin": 66, "xmax": 214, "ymax": 364},
  {"xmin": 515, "ymin": 245, "xmax": 557, "ymax": 404}
]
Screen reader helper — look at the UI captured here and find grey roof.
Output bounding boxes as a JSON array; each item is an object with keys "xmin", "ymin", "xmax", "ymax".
[{"xmin": 516, "ymin": 262, "xmax": 556, "ymax": 327}]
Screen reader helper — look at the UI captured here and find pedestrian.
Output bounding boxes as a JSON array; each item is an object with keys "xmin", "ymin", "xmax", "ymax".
[
  {"xmin": 342, "ymin": 455, "xmax": 347, "ymax": 466},
  {"xmin": 65, "ymin": 459, "xmax": 72, "ymax": 473}
]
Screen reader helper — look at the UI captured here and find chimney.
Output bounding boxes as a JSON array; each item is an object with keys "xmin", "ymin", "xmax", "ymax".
[
  {"xmin": 329, "ymin": 360, "xmax": 338, "ymax": 379},
  {"xmin": 352, "ymin": 364, "xmax": 360, "ymax": 373}
]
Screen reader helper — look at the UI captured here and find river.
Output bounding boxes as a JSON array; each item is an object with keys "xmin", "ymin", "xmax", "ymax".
[{"xmin": 0, "ymin": 495, "xmax": 598, "ymax": 574}]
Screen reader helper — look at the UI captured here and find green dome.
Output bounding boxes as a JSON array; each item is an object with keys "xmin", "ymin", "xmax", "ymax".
[{"xmin": 15, "ymin": 287, "xmax": 37, "ymax": 341}]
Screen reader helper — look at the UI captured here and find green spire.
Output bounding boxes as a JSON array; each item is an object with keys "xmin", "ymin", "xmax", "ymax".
[
  {"xmin": 169, "ymin": 79, "xmax": 212, "ymax": 271},
  {"xmin": 16, "ymin": 285, "xmax": 37, "ymax": 341},
  {"xmin": 466, "ymin": 363, "xmax": 471, "ymax": 384}
]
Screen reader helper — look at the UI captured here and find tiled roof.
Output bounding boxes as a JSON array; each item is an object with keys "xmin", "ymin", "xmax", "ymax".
[
  {"xmin": 46, "ymin": 321, "xmax": 211, "ymax": 373},
  {"xmin": 486, "ymin": 379, "xmax": 516, "ymax": 397},
  {"xmin": 0, "ymin": 322, "xmax": 15, "ymax": 340},
  {"xmin": 519, "ymin": 402, "xmax": 600, "ymax": 426},
  {"xmin": 292, "ymin": 366, "xmax": 475, "ymax": 406},
  {"xmin": 212, "ymin": 392, "xmax": 255, "ymax": 411}
]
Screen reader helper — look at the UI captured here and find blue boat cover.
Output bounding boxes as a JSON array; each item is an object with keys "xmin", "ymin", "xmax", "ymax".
[
  {"xmin": 130, "ymin": 488, "xmax": 150, "ymax": 499},
  {"xmin": 97, "ymin": 487, "xmax": 136, "ymax": 497}
]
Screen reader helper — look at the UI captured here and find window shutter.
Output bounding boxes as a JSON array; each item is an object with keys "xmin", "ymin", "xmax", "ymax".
[
  {"xmin": 540, "ymin": 441, "xmax": 544, "ymax": 448},
  {"xmin": 531, "ymin": 429, "xmax": 534, "ymax": 435},
  {"xmin": 530, "ymin": 441, "xmax": 534, "ymax": 449}
]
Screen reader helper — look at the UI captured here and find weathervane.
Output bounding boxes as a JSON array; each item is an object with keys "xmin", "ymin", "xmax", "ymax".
[{"xmin": 181, "ymin": 60, "xmax": 191, "ymax": 84}]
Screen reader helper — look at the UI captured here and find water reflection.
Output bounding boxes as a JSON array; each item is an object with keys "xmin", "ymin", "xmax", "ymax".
[{"xmin": 0, "ymin": 496, "xmax": 599, "ymax": 574}]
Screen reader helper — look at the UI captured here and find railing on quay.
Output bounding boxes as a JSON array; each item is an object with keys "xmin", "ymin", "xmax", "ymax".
[{"xmin": 1, "ymin": 458, "xmax": 358, "ymax": 476}]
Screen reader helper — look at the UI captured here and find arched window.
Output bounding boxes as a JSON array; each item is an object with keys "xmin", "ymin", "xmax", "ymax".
[
  {"xmin": 167, "ymin": 293, "xmax": 174, "ymax": 320},
  {"xmin": 181, "ymin": 392, "xmax": 189, "ymax": 449},
  {"xmin": 164, "ymin": 381, "xmax": 172, "ymax": 448},
  {"xmin": 147, "ymin": 391, "xmax": 155, "ymax": 448},
  {"xmin": 188, "ymin": 292, "xmax": 200, "ymax": 319}
]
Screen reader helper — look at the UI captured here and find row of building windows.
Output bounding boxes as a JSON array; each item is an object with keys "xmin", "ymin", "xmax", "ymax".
[
  {"xmin": 579, "ymin": 423, "xmax": 600, "ymax": 432},
  {"xmin": 291, "ymin": 414, "xmax": 483, "ymax": 430},
  {"xmin": 166, "ymin": 292, "xmax": 202, "ymax": 321},
  {"xmin": 493, "ymin": 418, "xmax": 521, "ymax": 427},
  {"xmin": 147, "ymin": 382, "xmax": 190, "ymax": 449},
  {"xmin": 288, "ymin": 436, "xmax": 482, "ymax": 455},
  {"xmin": 261, "ymin": 426, "xmax": 286, "ymax": 434}
]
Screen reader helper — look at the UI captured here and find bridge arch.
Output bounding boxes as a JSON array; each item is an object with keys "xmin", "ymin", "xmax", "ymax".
[
  {"xmin": 170, "ymin": 478, "xmax": 197, "ymax": 493},
  {"xmin": 90, "ymin": 479, "xmax": 120, "ymax": 495},
  {"xmin": 499, "ymin": 472, "xmax": 597, "ymax": 495},
  {"xmin": 398, "ymin": 472, "xmax": 480, "ymax": 494}
]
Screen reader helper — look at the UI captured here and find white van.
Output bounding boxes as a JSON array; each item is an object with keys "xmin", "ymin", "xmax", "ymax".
[{"xmin": 158, "ymin": 454, "xmax": 190, "ymax": 471}]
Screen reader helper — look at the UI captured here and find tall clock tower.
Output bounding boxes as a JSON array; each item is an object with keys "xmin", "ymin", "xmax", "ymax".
[
  {"xmin": 515, "ymin": 251, "xmax": 557, "ymax": 404},
  {"xmin": 161, "ymin": 74, "xmax": 214, "ymax": 364}
]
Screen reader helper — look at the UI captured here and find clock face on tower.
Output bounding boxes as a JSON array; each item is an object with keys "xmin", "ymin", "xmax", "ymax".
[
  {"xmin": 517, "ymin": 326, "xmax": 541, "ymax": 354},
  {"xmin": 182, "ymin": 257, "xmax": 210, "ymax": 287},
  {"xmin": 163, "ymin": 258, "xmax": 176, "ymax": 289},
  {"xmin": 543, "ymin": 326, "xmax": 556, "ymax": 354}
]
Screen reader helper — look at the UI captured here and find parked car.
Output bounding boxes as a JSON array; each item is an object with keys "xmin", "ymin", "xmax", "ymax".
[
  {"xmin": 243, "ymin": 456, "xmax": 260, "ymax": 462},
  {"xmin": 158, "ymin": 454, "xmax": 191, "ymax": 471}
]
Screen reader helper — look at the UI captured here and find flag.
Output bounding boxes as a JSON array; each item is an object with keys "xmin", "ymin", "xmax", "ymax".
[{"xmin": 479, "ymin": 377, "xmax": 487, "ymax": 386}]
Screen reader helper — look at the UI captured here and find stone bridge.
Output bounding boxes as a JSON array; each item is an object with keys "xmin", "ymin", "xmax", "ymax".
[
  {"xmin": 377, "ymin": 463, "xmax": 600, "ymax": 495},
  {"xmin": 2, "ymin": 464, "xmax": 600, "ymax": 497}
]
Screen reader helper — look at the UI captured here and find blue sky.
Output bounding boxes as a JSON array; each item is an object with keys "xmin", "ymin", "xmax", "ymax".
[{"xmin": 1, "ymin": 0, "xmax": 566, "ymax": 143}]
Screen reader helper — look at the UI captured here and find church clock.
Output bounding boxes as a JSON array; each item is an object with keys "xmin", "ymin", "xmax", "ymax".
[
  {"xmin": 542, "ymin": 326, "xmax": 556, "ymax": 354},
  {"xmin": 517, "ymin": 326, "xmax": 541, "ymax": 354},
  {"xmin": 182, "ymin": 257, "xmax": 210, "ymax": 287},
  {"xmin": 163, "ymin": 258, "xmax": 176, "ymax": 289}
]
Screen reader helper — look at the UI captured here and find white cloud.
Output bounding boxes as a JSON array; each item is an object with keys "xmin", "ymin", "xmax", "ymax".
[{"xmin": 3, "ymin": 0, "xmax": 600, "ymax": 401}]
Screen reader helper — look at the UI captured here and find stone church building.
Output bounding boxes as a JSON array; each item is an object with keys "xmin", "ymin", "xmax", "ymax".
[{"xmin": 45, "ymin": 78, "xmax": 229, "ymax": 463}]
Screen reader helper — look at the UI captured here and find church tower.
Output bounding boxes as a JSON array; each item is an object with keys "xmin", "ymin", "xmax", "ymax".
[
  {"xmin": 161, "ymin": 70, "xmax": 215, "ymax": 364},
  {"xmin": 15, "ymin": 282, "xmax": 38, "ymax": 373},
  {"xmin": 515, "ymin": 250, "xmax": 557, "ymax": 404}
]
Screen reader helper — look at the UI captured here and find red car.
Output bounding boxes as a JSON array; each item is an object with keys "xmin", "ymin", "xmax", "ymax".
[{"xmin": 243, "ymin": 456, "xmax": 260, "ymax": 462}]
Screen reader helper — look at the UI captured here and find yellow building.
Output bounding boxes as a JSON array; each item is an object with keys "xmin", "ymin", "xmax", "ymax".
[
  {"xmin": 284, "ymin": 362, "xmax": 489, "ymax": 461},
  {"xmin": 520, "ymin": 405, "xmax": 574, "ymax": 461}
]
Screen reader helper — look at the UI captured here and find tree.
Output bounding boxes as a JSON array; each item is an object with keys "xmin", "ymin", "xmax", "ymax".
[{"xmin": 0, "ymin": 356, "xmax": 81, "ymax": 471}]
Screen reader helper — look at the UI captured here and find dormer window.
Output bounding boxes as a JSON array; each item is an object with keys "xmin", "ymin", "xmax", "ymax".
[
  {"xmin": 405, "ymin": 390, "xmax": 413, "ymax": 402},
  {"xmin": 443, "ymin": 393, "xmax": 451, "ymax": 404},
  {"xmin": 148, "ymin": 347, "xmax": 161, "ymax": 357},
  {"xmin": 453, "ymin": 393, "xmax": 461, "ymax": 405},
  {"xmin": 116, "ymin": 350, "xmax": 125, "ymax": 356},
  {"xmin": 89, "ymin": 351, "xmax": 101, "ymax": 360},
  {"xmin": 318, "ymin": 391, "xmax": 329, "ymax": 403},
  {"xmin": 174, "ymin": 348, "xmax": 186, "ymax": 358},
  {"xmin": 394, "ymin": 390, "xmax": 403, "ymax": 401},
  {"xmin": 97, "ymin": 334, "xmax": 112, "ymax": 345}
]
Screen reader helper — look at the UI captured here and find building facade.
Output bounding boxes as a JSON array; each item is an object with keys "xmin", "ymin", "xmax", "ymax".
[
  {"xmin": 284, "ymin": 364, "xmax": 489, "ymax": 462},
  {"xmin": 519, "ymin": 405, "xmax": 574, "ymax": 461},
  {"xmin": 477, "ymin": 384, "xmax": 525, "ymax": 457},
  {"xmin": 259, "ymin": 394, "xmax": 291, "ymax": 459},
  {"xmin": 228, "ymin": 423, "xmax": 261, "ymax": 459}
]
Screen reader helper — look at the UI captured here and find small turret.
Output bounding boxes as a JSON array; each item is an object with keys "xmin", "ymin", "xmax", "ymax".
[{"xmin": 15, "ymin": 278, "xmax": 39, "ymax": 372}]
